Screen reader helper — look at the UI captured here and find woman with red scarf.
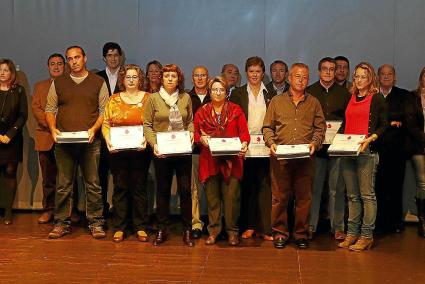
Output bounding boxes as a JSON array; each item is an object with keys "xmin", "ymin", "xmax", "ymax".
[
  {"xmin": 194, "ymin": 76, "xmax": 250, "ymax": 246},
  {"xmin": 337, "ymin": 62, "xmax": 388, "ymax": 251}
]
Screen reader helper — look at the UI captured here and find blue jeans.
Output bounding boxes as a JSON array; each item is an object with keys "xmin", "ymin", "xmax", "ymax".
[
  {"xmin": 310, "ymin": 157, "xmax": 345, "ymax": 232},
  {"xmin": 411, "ymin": 155, "xmax": 425, "ymax": 200},
  {"xmin": 340, "ymin": 152, "xmax": 379, "ymax": 238},
  {"xmin": 54, "ymin": 139, "xmax": 104, "ymax": 228}
]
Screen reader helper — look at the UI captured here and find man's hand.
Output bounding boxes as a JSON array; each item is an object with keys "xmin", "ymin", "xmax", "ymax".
[
  {"xmin": 309, "ymin": 143, "xmax": 315, "ymax": 155},
  {"xmin": 0, "ymin": 135, "xmax": 10, "ymax": 144},
  {"xmin": 390, "ymin": 121, "xmax": 402, "ymax": 128},
  {"xmin": 270, "ymin": 144, "xmax": 277, "ymax": 156},
  {"xmin": 88, "ymin": 127, "xmax": 96, "ymax": 143}
]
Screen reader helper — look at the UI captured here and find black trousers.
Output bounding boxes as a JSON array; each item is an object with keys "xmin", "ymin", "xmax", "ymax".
[
  {"xmin": 153, "ymin": 155, "xmax": 192, "ymax": 231},
  {"xmin": 98, "ymin": 137, "xmax": 110, "ymax": 216},
  {"xmin": 375, "ymin": 149, "xmax": 406, "ymax": 232},
  {"xmin": 240, "ymin": 158, "xmax": 272, "ymax": 235},
  {"xmin": 110, "ymin": 149, "xmax": 152, "ymax": 232}
]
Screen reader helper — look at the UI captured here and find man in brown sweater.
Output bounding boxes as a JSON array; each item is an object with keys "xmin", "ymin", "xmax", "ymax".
[
  {"xmin": 31, "ymin": 53, "xmax": 65, "ymax": 224},
  {"xmin": 45, "ymin": 46, "xmax": 109, "ymax": 239},
  {"xmin": 263, "ymin": 63, "xmax": 326, "ymax": 249}
]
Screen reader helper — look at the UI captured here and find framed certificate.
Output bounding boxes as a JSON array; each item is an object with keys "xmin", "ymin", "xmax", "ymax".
[
  {"xmin": 57, "ymin": 131, "xmax": 89, "ymax": 143},
  {"xmin": 110, "ymin": 125, "xmax": 144, "ymax": 151},
  {"xmin": 209, "ymin": 137, "xmax": 241, "ymax": 156},
  {"xmin": 324, "ymin": 120, "xmax": 342, "ymax": 144},
  {"xmin": 276, "ymin": 144, "xmax": 310, "ymax": 160},
  {"xmin": 246, "ymin": 134, "xmax": 270, "ymax": 158},
  {"xmin": 157, "ymin": 131, "xmax": 192, "ymax": 156},
  {"xmin": 328, "ymin": 134, "xmax": 366, "ymax": 156}
]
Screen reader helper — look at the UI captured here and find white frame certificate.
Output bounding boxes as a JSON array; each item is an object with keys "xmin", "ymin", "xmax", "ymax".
[
  {"xmin": 328, "ymin": 134, "xmax": 366, "ymax": 156},
  {"xmin": 208, "ymin": 137, "xmax": 242, "ymax": 156},
  {"xmin": 276, "ymin": 144, "xmax": 310, "ymax": 160},
  {"xmin": 110, "ymin": 125, "xmax": 144, "ymax": 151},
  {"xmin": 57, "ymin": 131, "xmax": 89, "ymax": 143},
  {"xmin": 156, "ymin": 131, "xmax": 192, "ymax": 156},
  {"xmin": 246, "ymin": 134, "xmax": 270, "ymax": 158},
  {"xmin": 324, "ymin": 120, "xmax": 343, "ymax": 144}
]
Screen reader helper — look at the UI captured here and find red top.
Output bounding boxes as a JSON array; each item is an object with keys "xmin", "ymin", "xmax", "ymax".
[
  {"xmin": 194, "ymin": 102, "xmax": 250, "ymax": 183},
  {"xmin": 344, "ymin": 94, "xmax": 373, "ymax": 136}
]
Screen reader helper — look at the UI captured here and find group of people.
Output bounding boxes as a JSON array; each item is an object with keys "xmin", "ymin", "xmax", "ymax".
[{"xmin": 1, "ymin": 41, "xmax": 424, "ymax": 252}]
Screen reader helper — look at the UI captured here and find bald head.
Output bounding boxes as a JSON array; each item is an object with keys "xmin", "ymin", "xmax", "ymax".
[{"xmin": 378, "ymin": 64, "xmax": 396, "ymax": 89}]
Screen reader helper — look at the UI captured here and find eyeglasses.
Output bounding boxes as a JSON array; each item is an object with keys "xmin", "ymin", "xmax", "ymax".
[
  {"xmin": 125, "ymin": 75, "xmax": 139, "ymax": 80},
  {"xmin": 211, "ymin": 88, "xmax": 226, "ymax": 94},
  {"xmin": 193, "ymin": 74, "xmax": 207, "ymax": 78}
]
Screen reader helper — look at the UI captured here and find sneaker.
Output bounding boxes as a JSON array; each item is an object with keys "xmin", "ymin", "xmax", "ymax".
[
  {"xmin": 90, "ymin": 226, "xmax": 106, "ymax": 239},
  {"xmin": 49, "ymin": 226, "xmax": 70, "ymax": 239}
]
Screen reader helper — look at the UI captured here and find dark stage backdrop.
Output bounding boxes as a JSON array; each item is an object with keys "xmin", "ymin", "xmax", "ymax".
[{"xmin": 0, "ymin": 0, "xmax": 423, "ymax": 216}]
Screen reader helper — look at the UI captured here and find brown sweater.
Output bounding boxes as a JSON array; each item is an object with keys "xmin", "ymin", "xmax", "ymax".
[
  {"xmin": 55, "ymin": 73, "xmax": 104, "ymax": 132},
  {"xmin": 143, "ymin": 92, "xmax": 194, "ymax": 146},
  {"xmin": 262, "ymin": 91, "xmax": 326, "ymax": 150}
]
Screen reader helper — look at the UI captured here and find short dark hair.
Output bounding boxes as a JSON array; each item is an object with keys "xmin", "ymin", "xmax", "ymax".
[
  {"xmin": 102, "ymin": 42, "xmax": 122, "ymax": 58},
  {"xmin": 318, "ymin": 57, "xmax": 336, "ymax": 71},
  {"xmin": 245, "ymin": 56, "xmax": 265, "ymax": 72},
  {"xmin": 47, "ymin": 53, "xmax": 65, "ymax": 65},
  {"xmin": 334, "ymin": 56, "xmax": 350, "ymax": 67},
  {"xmin": 270, "ymin": 60, "xmax": 288, "ymax": 73},
  {"xmin": 65, "ymin": 46, "xmax": 86, "ymax": 57}
]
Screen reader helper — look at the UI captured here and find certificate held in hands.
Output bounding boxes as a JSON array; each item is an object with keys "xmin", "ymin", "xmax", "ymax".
[
  {"xmin": 157, "ymin": 130, "xmax": 192, "ymax": 156},
  {"xmin": 110, "ymin": 125, "xmax": 144, "ymax": 151},
  {"xmin": 246, "ymin": 134, "xmax": 270, "ymax": 158},
  {"xmin": 57, "ymin": 131, "xmax": 89, "ymax": 143},
  {"xmin": 276, "ymin": 144, "xmax": 310, "ymax": 160},
  {"xmin": 324, "ymin": 120, "xmax": 342, "ymax": 144},
  {"xmin": 328, "ymin": 134, "xmax": 366, "ymax": 156},
  {"xmin": 209, "ymin": 137, "xmax": 241, "ymax": 156}
]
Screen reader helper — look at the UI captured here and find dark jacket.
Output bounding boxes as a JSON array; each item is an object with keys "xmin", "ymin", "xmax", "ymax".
[
  {"xmin": 404, "ymin": 90, "xmax": 425, "ymax": 156},
  {"xmin": 229, "ymin": 84, "xmax": 276, "ymax": 120},
  {"xmin": 97, "ymin": 69, "xmax": 120, "ymax": 96},
  {"xmin": 189, "ymin": 88, "xmax": 211, "ymax": 154},
  {"xmin": 265, "ymin": 81, "xmax": 289, "ymax": 96}
]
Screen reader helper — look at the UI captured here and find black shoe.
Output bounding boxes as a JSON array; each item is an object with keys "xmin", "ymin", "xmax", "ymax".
[
  {"xmin": 273, "ymin": 236, "xmax": 288, "ymax": 249},
  {"xmin": 192, "ymin": 228, "xmax": 202, "ymax": 239},
  {"xmin": 153, "ymin": 230, "xmax": 166, "ymax": 246},
  {"xmin": 295, "ymin": 238, "xmax": 309, "ymax": 249}
]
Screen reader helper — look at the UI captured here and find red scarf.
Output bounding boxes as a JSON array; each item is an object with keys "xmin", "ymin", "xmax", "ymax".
[
  {"xmin": 197, "ymin": 102, "xmax": 240, "ymax": 182},
  {"xmin": 344, "ymin": 93, "xmax": 374, "ymax": 136}
]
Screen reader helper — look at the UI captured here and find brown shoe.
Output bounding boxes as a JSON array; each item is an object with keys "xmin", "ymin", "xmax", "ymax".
[
  {"xmin": 349, "ymin": 237, "xmax": 373, "ymax": 251},
  {"xmin": 183, "ymin": 230, "xmax": 195, "ymax": 247},
  {"xmin": 38, "ymin": 211, "xmax": 53, "ymax": 224},
  {"xmin": 228, "ymin": 234, "xmax": 240, "ymax": 246},
  {"xmin": 113, "ymin": 231, "xmax": 124, "ymax": 243},
  {"xmin": 205, "ymin": 235, "xmax": 217, "ymax": 245},
  {"xmin": 241, "ymin": 229, "xmax": 255, "ymax": 239},
  {"xmin": 262, "ymin": 234, "xmax": 273, "ymax": 241},
  {"xmin": 136, "ymin": 230, "xmax": 148, "ymax": 242},
  {"xmin": 334, "ymin": 231, "xmax": 346, "ymax": 240},
  {"xmin": 90, "ymin": 226, "xmax": 106, "ymax": 239},
  {"xmin": 338, "ymin": 235, "xmax": 359, "ymax": 249},
  {"xmin": 49, "ymin": 226, "xmax": 71, "ymax": 239}
]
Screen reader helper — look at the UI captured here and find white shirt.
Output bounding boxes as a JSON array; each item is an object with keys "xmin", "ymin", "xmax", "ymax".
[
  {"xmin": 247, "ymin": 82, "xmax": 267, "ymax": 134},
  {"xmin": 197, "ymin": 94, "xmax": 207, "ymax": 103},
  {"xmin": 106, "ymin": 67, "xmax": 119, "ymax": 94}
]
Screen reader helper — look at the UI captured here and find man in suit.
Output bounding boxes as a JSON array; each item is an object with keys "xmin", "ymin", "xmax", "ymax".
[
  {"xmin": 221, "ymin": 63, "xmax": 240, "ymax": 99},
  {"xmin": 375, "ymin": 64, "xmax": 410, "ymax": 233},
  {"xmin": 31, "ymin": 53, "xmax": 65, "ymax": 224},
  {"xmin": 189, "ymin": 66, "xmax": 211, "ymax": 239},
  {"xmin": 266, "ymin": 60, "xmax": 290, "ymax": 96},
  {"xmin": 96, "ymin": 42, "xmax": 123, "ymax": 218},
  {"xmin": 334, "ymin": 56, "xmax": 352, "ymax": 90},
  {"xmin": 230, "ymin": 56, "xmax": 276, "ymax": 242}
]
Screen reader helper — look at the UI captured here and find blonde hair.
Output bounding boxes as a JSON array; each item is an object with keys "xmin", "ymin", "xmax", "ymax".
[{"xmin": 351, "ymin": 62, "xmax": 378, "ymax": 96}]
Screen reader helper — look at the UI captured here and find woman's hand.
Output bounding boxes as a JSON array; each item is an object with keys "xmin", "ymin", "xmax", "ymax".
[
  {"xmin": 137, "ymin": 137, "xmax": 147, "ymax": 151},
  {"xmin": 359, "ymin": 134, "xmax": 377, "ymax": 153},
  {"xmin": 105, "ymin": 138, "xmax": 118, "ymax": 153},
  {"xmin": 190, "ymin": 132, "xmax": 194, "ymax": 145},
  {"xmin": 200, "ymin": 135, "xmax": 210, "ymax": 148},
  {"xmin": 270, "ymin": 144, "xmax": 277, "ymax": 156},
  {"xmin": 239, "ymin": 141, "xmax": 248, "ymax": 157},
  {"xmin": 154, "ymin": 144, "xmax": 165, "ymax": 158},
  {"xmin": 0, "ymin": 135, "xmax": 11, "ymax": 144}
]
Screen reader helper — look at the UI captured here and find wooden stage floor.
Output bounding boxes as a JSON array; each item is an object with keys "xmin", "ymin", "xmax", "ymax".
[{"xmin": 0, "ymin": 212, "xmax": 424, "ymax": 283}]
